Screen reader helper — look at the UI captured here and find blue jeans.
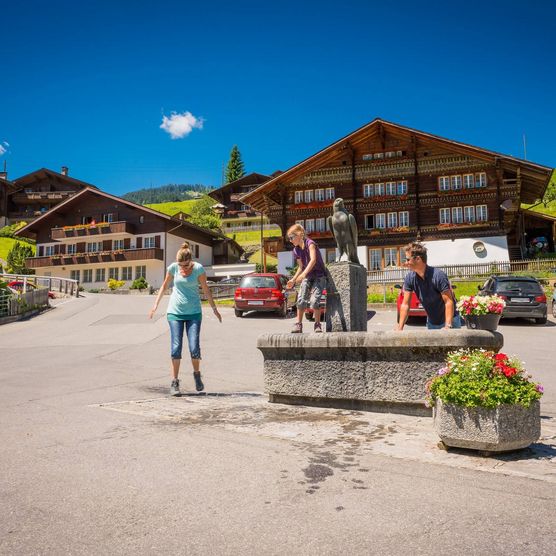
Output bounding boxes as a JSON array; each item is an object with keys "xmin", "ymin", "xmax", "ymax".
[
  {"xmin": 426, "ymin": 315, "xmax": 463, "ymax": 330},
  {"xmin": 168, "ymin": 319, "xmax": 202, "ymax": 359}
]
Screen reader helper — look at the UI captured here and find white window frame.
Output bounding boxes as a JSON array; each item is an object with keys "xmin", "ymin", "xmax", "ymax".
[
  {"xmin": 363, "ymin": 184, "xmax": 373, "ymax": 197},
  {"xmin": 135, "ymin": 265, "xmax": 146, "ymax": 280},
  {"xmin": 45, "ymin": 245, "xmax": 55, "ymax": 256},
  {"xmin": 397, "ymin": 181, "xmax": 408, "ymax": 195},
  {"xmin": 122, "ymin": 267, "xmax": 132, "ymax": 281},
  {"xmin": 365, "ymin": 214, "xmax": 375, "ymax": 229},
  {"xmin": 439, "ymin": 176, "xmax": 450, "ymax": 191},
  {"xmin": 385, "ymin": 182, "xmax": 396, "ymax": 196},
  {"xmin": 83, "ymin": 269, "xmax": 93, "ymax": 283},
  {"xmin": 464, "ymin": 206, "xmax": 476, "ymax": 223},
  {"xmin": 375, "ymin": 183, "xmax": 385, "ymax": 196},
  {"xmin": 399, "ymin": 211, "xmax": 409, "ymax": 227},
  {"xmin": 451, "ymin": 175, "xmax": 462, "ymax": 190},
  {"xmin": 113, "ymin": 239, "xmax": 125, "ymax": 250},
  {"xmin": 463, "ymin": 174, "xmax": 474, "ymax": 189},
  {"xmin": 87, "ymin": 242, "xmax": 100, "ymax": 253},
  {"xmin": 144, "ymin": 236, "xmax": 156, "ymax": 249},
  {"xmin": 439, "ymin": 208, "xmax": 451, "ymax": 224},
  {"xmin": 476, "ymin": 205, "xmax": 488, "ymax": 222},
  {"xmin": 384, "ymin": 248, "xmax": 398, "ymax": 267},
  {"xmin": 375, "ymin": 213, "xmax": 386, "ymax": 229},
  {"xmin": 325, "ymin": 187, "xmax": 335, "ymax": 200},
  {"xmin": 369, "ymin": 248, "xmax": 382, "ymax": 270},
  {"xmin": 295, "ymin": 219, "xmax": 304, "ymax": 228},
  {"xmin": 315, "ymin": 218, "xmax": 326, "ymax": 232},
  {"xmin": 452, "ymin": 207, "xmax": 463, "ymax": 224},
  {"xmin": 109, "ymin": 267, "xmax": 119, "ymax": 280},
  {"xmin": 67, "ymin": 244, "xmax": 76, "ymax": 255},
  {"xmin": 476, "ymin": 172, "xmax": 487, "ymax": 188},
  {"xmin": 315, "ymin": 188, "xmax": 325, "ymax": 202},
  {"xmin": 387, "ymin": 212, "xmax": 398, "ymax": 228},
  {"xmin": 70, "ymin": 270, "xmax": 80, "ymax": 282},
  {"xmin": 95, "ymin": 268, "xmax": 106, "ymax": 283},
  {"xmin": 304, "ymin": 190, "xmax": 314, "ymax": 203},
  {"xmin": 305, "ymin": 219, "xmax": 315, "ymax": 233},
  {"xmin": 294, "ymin": 191, "xmax": 303, "ymax": 204}
]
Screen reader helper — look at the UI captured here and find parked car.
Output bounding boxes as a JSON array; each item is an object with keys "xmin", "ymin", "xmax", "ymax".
[
  {"xmin": 478, "ymin": 275, "xmax": 547, "ymax": 324},
  {"xmin": 234, "ymin": 273, "xmax": 297, "ymax": 318},
  {"xmin": 394, "ymin": 283, "xmax": 457, "ymax": 323},
  {"xmin": 305, "ymin": 288, "xmax": 327, "ymax": 321},
  {"xmin": 7, "ymin": 280, "xmax": 55, "ymax": 299}
]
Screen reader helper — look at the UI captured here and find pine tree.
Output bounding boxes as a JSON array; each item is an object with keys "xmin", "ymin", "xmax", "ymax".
[
  {"xmin": 224, "ymin": 145, "xmax": 245, "ymax": 184},
  {"xmin": 6, "ymin": 242, "xmax": 34, "ymax": 274}
]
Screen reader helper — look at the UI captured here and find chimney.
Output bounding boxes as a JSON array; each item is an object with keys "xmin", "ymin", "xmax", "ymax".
[{"xmin": 61, "ymin": 166, "xmax": 69, "ymax": 176}]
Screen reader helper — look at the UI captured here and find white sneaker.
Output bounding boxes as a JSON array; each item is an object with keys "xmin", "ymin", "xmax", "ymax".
[{"xmin": 170, "ymin": 379, "xmax": 180, "ymax": 396}]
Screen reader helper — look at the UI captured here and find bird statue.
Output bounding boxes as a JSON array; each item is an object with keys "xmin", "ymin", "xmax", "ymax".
[{"xmin": 327, "ymin": 198, "xmax": 360, "ymax": 264}]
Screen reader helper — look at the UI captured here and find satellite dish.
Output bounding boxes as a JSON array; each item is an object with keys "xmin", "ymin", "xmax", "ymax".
[{"xmin": 500, "ymin": 199, "xmax": 514, "ymax": 211}]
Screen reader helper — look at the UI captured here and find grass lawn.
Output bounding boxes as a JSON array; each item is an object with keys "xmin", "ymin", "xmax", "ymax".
[
  {"xmin": 225, "ymin": 229, "xmax": 282, "ymax": 246},
  {"xmin": 145, "ymin": 199, "xmax": 202, "ymax": 216},
  {"xmin": 0, "ymin": 238, "xmax": 36, "ymax": 264}
]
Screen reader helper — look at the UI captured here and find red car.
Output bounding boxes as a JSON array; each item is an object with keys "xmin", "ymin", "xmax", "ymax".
[
  {"xmin": 395, "ymin": 283, "xmax": 457, "ymax": 323},
  {"xmin": 8, "ymin": 281, "xmax": 56, "ymax": 299},
  {"xmin": 234, "ymin": 273, "xmax": 297, "ymax": 318}
]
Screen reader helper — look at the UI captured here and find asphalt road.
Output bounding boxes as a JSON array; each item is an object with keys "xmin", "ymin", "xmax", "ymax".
[{"xmin": 1, "ymin": 294, "xmax": 555, "ymax": 555}]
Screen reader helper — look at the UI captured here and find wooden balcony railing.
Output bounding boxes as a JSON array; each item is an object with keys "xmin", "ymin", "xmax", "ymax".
[
  {"xmin": 51, "ymin": 221, "xmax": 134, "ymax": 239},
  {"xmin": 11, "ymin": 191, "xmax": 75, "ymax": 203},
  {"xmin": 25, "ymin": 248, "xmax": 163, "ymax": 269}
]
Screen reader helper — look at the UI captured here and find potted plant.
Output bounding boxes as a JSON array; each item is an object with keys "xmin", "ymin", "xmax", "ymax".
[
  {"xmin": 427, "ymin": 349, "xmax": 543, "ymax": 453},
  {"xmin": 457, "ymin": 294, "xmax": 505, "ymax": 330}
]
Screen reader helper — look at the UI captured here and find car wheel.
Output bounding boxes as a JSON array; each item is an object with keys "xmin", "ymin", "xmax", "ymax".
[
  {"xmin": 234, "ymin": 309, "xmax": 243, "ymax": 318},
  {"xmin": 278, "ymin": 301, "xmax": 288, "ymax": 318},
  {"xmin": 535, "ymin": 316, "xmax": 547, "ymax": 325}
]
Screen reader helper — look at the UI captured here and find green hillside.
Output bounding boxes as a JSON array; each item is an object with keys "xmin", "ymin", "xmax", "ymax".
[
  {"xmin": 226, "ymin": 229, "xmax": 282, "ymax": 246},
  {"xmin": 522, "ymin": 169, "xmax": 556, "ymax": 216},
  {"xmin": 0, "ymin": 238, "xmax": 36, "ymax": 265},
  {"xmin": 145, "ymin": 199, "xmax": 202, "ymax": 216}
]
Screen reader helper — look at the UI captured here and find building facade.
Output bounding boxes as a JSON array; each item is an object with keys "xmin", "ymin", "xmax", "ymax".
[
  {"xmin": 15, "ymin": 188, "xmax": 244, "ymax": 289},
  {"xmin": 241, "ymin": 119, "xmax": 553, "ymax": 272}
]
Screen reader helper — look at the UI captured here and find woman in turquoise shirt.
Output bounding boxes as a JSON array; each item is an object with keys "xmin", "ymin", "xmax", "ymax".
[{"xmin": 149, "ymin": 242, "xmax": 222, "ymax": 396}]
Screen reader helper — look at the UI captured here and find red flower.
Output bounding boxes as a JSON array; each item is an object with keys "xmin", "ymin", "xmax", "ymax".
[{"xmin": 494, "ymin": 353, "xmax": 508, "ymax": 362}]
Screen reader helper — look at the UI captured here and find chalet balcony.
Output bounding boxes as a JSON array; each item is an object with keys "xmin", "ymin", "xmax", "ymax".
[
  {"xmin": 11, "ymin": 191, "xmax": 75, "ymax": 203},
  {"xmin": 25, "ymin": 248, "xmax": 163, "ymax": 269},
  {"xmin": 51, "ymin": 221, "xmax": 135, "ymax": 239}
]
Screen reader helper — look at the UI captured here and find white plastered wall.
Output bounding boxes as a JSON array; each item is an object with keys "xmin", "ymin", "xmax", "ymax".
[{"xmin": 423, "ymin": 236, "xmax": 509, "ymax": 266}]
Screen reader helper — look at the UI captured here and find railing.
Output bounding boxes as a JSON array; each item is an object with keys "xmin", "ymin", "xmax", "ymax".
[
  {"xmin": 366, "ymin": 258, "xmax": 556, "ymax": 284},
  {"xmin": 0, "ymin": 288, "xmax": 49, "ymax": 319},
  {"xmin": 199, "ymin": 283, "xmax": 237, "ymax": 300},
  {"xmin": 51, "ymin": 221, "xmax": 134, "ymax": 239},
  {"xmin": 222, "ymin": 224, "xmax": 281, "ymax": 233},
  {"xmin": 11, "ymin": 191, "xmax": 74, "ymax": 203},
  {"xmin": 26, "ymin": 248, "xmax": 163, "ymax": 268},
  {"xmin": 1, "ymin": 273, "xmax": 80, "ymax": 297}
]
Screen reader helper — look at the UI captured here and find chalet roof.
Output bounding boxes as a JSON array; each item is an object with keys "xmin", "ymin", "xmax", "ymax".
[
  {"xmin": 12, "ymin": 167, "xmax": 99, "ymax": 191},
  {"xmin": 209, "ymin": 172, "xmax": 271, "ymax": 204},
  {"xmin": 242, "ymin": 118, "xmax": 553, "ymax": 210},
  {"xmin": 14, "ymin": 187, "xmax": 239, "ymax": 249},
  {"xmin": 0, "ymin": 176, "xmax": 19, "ymax": 194},
  {"xmin": 521, "ymin": 207, "xmax": 556, "ymax": 223}
]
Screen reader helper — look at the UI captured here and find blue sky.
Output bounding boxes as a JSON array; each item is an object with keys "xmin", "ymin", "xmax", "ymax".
[{"xmin": 1, "ymin": 0, "xmax": 555, "ymax": 196}]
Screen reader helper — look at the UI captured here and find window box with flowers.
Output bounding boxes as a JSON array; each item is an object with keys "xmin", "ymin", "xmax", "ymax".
[
  {"xmin": 428, "ymin": 349, "xmax": 543, "ymax": 453},
  {"xmin": 457, "ymin": 294, "xmax": 505, "ymax": 330}
]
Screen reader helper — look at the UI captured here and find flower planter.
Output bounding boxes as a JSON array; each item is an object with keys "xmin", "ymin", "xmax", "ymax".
[
  {"xmin": 464, "ymin": 313, "xmax": 501, "ymax": 331},
  {"xmin": 434, "ymin": 399, "xmax": 540, "ymax": 452}
]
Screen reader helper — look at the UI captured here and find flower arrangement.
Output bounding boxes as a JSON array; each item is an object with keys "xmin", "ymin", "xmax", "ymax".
[
  {"xmin": 457, "ymin": 294, "xmax": 505, "ymax": 316},
  {"xmin": 426, "ymin": 349, "xmax": 543, "ymax": 409}
]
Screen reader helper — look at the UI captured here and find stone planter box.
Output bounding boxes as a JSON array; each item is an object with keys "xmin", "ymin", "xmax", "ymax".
[{"xmin": 434, "ymin": 399, "xmax": 540, "ymax": 452}]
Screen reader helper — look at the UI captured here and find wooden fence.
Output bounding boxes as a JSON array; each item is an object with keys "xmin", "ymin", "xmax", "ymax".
[
  {"xmin": 0, "ymin": 288, "xmax": 49, "ymax": 318},
  {"xmin": 0, "ymin": 273, "xmax": 79, "ymax": 297}
]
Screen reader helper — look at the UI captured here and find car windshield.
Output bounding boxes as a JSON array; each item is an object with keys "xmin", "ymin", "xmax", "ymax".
[
  {"xmin": 240, "ymin": 276, "xmax": 277, "ymax": 288},
  {"xmin": 496, "ymin": 281, "xmax": 542, "ymax": 294}
]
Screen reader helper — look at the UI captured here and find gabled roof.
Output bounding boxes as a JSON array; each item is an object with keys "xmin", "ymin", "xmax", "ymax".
[
  {"xmin": 209, "ymin": 172, "xmax": 271, "ymax": 204},
  {"xmin": 12, "ymin": 167, "xmax": 99, "ymax": 191},
  {"xmin": 14, "ymin": 186, "xmax": 232, "ymax": 244},
  {"xmin": 0, "ymin": 176, "xmax": 19, "ymax": 194},
  {"xmin": 242, "ymin": 118, "xmax": 553, "ymax": 209}
]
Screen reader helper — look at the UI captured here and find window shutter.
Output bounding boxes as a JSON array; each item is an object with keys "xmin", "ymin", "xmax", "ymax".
[
  {"xmin": 38, "ymin": 246, "xmax": 44, "ymax": 256},
  {"xmin": 54, "ymin": 244, "xmax": 60, "ymax": 254},
  {"xmin": 59, "ymin": 244, "xmax": 66, "ymax": 254},
  {"xmin": 124, "ymin": 238, "xmax": 131, "ymax": 249},
  {"xmin": 103, "ymin": 240, "xmax": 111, "ymax": 251},
  {"xmin": 77, "ymin": 242, "xmax": 86, "ymax": 252},
  {"xmin": 155, "ymin": 235, "xmax": 160, "ymax": 248},
  {"xmin": 136, "ymin": 237, "xmax": 143, "ymax": 248}
]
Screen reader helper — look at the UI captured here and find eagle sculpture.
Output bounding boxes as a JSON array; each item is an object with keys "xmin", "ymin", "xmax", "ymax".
[{"xmin": 327, "ymin": 198, "xmax": 360, "ymax": 264}]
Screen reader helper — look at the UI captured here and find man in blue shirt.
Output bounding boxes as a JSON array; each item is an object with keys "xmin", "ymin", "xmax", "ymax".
[{"xmin": 397, "ymin": 242, "xmax": 461, "ymax": 330}]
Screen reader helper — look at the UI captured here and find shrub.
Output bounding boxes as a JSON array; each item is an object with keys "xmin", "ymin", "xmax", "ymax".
[
  {"xmin": 130, "ymin": 276, "xmax": 149, "ymax": 290},
  {"xmin": 427, "ymin": 349, "xmax": 543, "ymax": 409},
  {"xmin": 107, "ymin": 279, "xmax": 126, "ymax": 291}
]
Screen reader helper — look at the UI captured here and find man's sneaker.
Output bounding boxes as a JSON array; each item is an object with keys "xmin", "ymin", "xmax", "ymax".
[
  {"xmin": 291, "ymin": 322, "xmax": 303, "ymax": 333},
  {"xmin": 314, "ymin": 322, "xmax": 323, "ymax": 333},
  {"xmin": 193, "ymin": 372, "xmax": 204, "ymax": 392},
  {"xmin": 170, "ymin": 379, "xmax": 180, "ymax": 396}
]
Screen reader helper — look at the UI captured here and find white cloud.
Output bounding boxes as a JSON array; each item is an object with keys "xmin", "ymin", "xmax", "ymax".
[
  {"xmin": 0, "ymin": 142, "xmax": 7, "ymax": 156},
  {"xmin": 160, "ymin": 111, "xmax": 204, "ymax": 139}
]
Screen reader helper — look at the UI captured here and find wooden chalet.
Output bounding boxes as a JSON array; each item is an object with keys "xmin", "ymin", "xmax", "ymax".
[
  {"xmin": 15, "ymin": 188, "xmax": 244, "ymax": 289},
  {"xmin": 241, "ymin": 119, "xmax": 553, "ymax": 271},
  {"xmin": 3, "ymin": 167, "xmax": 98, "ymax": 224},
  {"xmin": 0, "ymin": 172, "xmax": 19, "ymax": 227}
]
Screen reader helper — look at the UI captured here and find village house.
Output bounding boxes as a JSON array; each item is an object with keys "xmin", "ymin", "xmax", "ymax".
[
  {"xmin": 241, "ymin": 118, "xmax": 553, "ymax": 273},
  {"xmin": 0, "ymin": 167, "xmax": 96, "ymax": 227},
  {"xmin": 15, "ymin": 187, "xmax": 244, "ymax": 289}
]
